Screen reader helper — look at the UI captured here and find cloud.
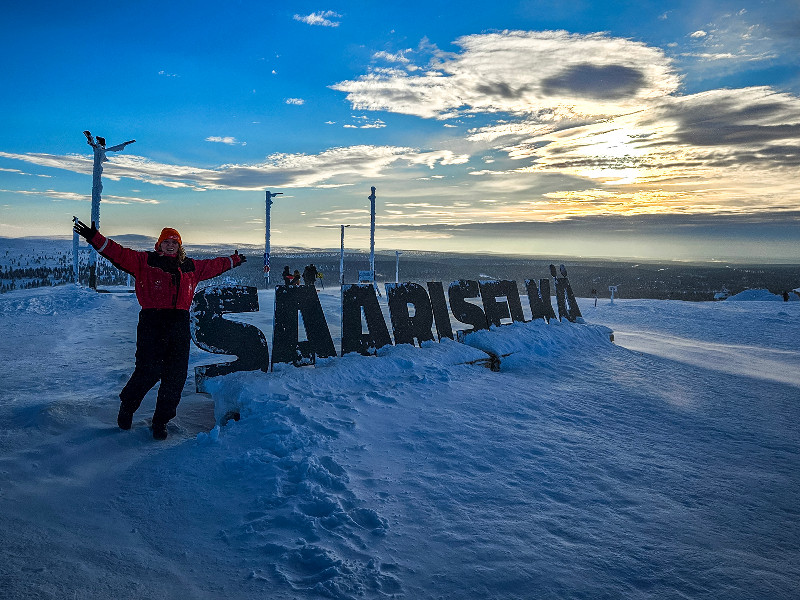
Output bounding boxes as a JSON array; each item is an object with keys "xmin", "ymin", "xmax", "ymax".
[
  {"xmin": 0, "ymin": 188, "xmax": 159, "ymax": 204},
  {"xmin": 3, "ymin": 28, "xmax": 798, "ymax": 235},
  {"xmin": 285, "ymin": 98, "xmax": 305, "ymax": 105},
  {"xmin": 455, "ymin": 86, "xmax": 800, "ymax": 216},
  {"xmin": 329, "ymin": 27, "xmax": 799, "ymax": 225},
  {"xmin": 677, "ymin": 7, "xmax": 789, "ymax": 77},
  {"xmin": 355, "ymin": 210, "xmax": 800, "ymax": 235},
  {"xmin": 346, "ymin": 116, "xmax": 386, "ymax": 129},
  {"xmin": 0, "ymin": 146, "xmax": 470, "ymax": 191},
  {"xmin": 374, "ymin": 50, "xmax": 412, "ymax": 64},
  {"xmin": 293, "ymin": 11, "xmax": 341, "ymax": 27},
  {"xmin": 540, "ymin": 64, "xmax": 647, "ymax": 100},
  {"xmin": 205, "ymin": 136, "xmax": 246, "ymax": 146},
  {"xmin": 649, "ymin": 87, "xmax": 800, "ymax": 150},
  {"xmin": 332, "ymin": 30, "xmax": 680, "ymax": 120},
  {"xmin": 353, "ymin": 211, "xmax": 800, "ymax": 261}
]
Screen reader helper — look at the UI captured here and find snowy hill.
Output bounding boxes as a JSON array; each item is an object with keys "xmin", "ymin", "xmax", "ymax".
[
  {"xmin": 726, "ymin": 288, "xmax": 796, "ymax": 301},
  {"xmin": 0, "ymin": 285, "xmax": 798, "ymax": 599}
]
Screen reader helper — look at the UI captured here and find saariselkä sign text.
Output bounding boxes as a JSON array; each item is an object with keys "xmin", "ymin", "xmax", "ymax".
[{"xmin": 190, "ymin": 264, "xmax": 583, "ymax": 392}]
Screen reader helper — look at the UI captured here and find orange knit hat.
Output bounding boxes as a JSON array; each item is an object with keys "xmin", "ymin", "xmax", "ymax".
[{"xmin": 156, "ymin": 227, "xmax": 182, "ymax": 249}]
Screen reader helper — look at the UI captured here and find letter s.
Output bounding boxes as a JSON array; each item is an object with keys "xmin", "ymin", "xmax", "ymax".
[{"xmin": 191, "ymin": 285, "xmax": 269, "ymax": 392}]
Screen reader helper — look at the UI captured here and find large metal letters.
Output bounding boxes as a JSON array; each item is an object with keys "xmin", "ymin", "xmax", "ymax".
[{"xmin": 191, "ymin": 267, "xmax": 582, "ymax": 388}]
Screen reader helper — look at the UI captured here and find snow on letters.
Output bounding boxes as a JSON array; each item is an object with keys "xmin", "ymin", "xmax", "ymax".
[{"xmin": 191, "ymin": 266, "xmax": 583, "ymax": 391}]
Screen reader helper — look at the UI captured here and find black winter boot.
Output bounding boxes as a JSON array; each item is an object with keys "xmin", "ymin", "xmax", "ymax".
[
  {"xmin": 152, "ymin": 421, "xmax": 168, "ymax": 440},
  {"xmin": 117, "ymin": 407, "xmax": 134, "ymax": 430}
]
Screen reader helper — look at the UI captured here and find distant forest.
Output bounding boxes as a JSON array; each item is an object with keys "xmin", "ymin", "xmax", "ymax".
[
  {"xmin": 1, "ymin": 243, "xmax": 798, "ymax": 300},
  {"xmin": 252, "ymin": 251, "xmax": 800, "ymax": 301},
  {"xmin": 1, "ymin": 248, "xmax": 126, "ymax": 293}
]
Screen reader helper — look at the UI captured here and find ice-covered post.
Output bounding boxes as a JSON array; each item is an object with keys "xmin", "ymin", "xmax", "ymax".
[
  {"xmin": 339, "ymin": 224, "xmax": 350, "ymax": 286},
  {"xmin": 83, "ymin": 131, "xmax": 135, "ymax": 290},
  {"xmin": 368, "ymin": 186, "xmax": 376, "ymax": 284},
  {"xmin": 609, "ymin": 285, "xmax": 617, "ymax": 305},
  {"xmin": 72, "ymin": 216, "xmax": 80, "ymax": 286},
  {"xmin": 395, "ymin": 250, "xmax": 402, "ymax": 284},
  {"xmin": 264, "ymin": 190, "xmax": 283, "ymax": 286}
]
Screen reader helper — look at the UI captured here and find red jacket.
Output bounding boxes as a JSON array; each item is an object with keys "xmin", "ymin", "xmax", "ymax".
[{"xmin": 89, "ymin": 232, "xmax": 243, "ymax": 310}]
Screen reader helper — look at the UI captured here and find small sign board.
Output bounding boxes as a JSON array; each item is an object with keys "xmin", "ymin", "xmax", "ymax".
[{"xmin": 358, "ymin": 270, "xmax": 374, "ymax": 283}]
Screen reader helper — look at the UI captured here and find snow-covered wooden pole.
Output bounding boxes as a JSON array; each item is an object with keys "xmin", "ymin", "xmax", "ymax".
[
  {"xmin": 87, "ymin": 135, "xmax": 102, "ymax": 290},
  {"xmin": 339, "ymin": 224, "xmax": 350, "ymax": 286},
  {"xmin": 264, "ymin": 190, "xmax": 282, "ymax": 286},
  {"xmin": 72, "ymin": 216, "xmax": 80, "ymax": 286},
  {"xmin": 368, "ymin": 186, "xmax": 376, "ymax": 283},
  {"xmin": 395, "ymin": 250, "xmax": 402, "ymax": 284},
  {"xmin": 83, "ymin": 131, "xmax": 135, "ymax": 290}
]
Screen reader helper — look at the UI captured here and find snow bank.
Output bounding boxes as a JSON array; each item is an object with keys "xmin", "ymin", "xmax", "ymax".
[
  {"xmin": 197, "ymin": 318, "xmax": 616, "ymax": 596},
  {"xmin": 463, "ymin": 317, "xmax": 613, "ymax": 363},
  {"xmin": 1, "ymin": 284, "xmax": 799, "ymax": 600},
  {"xmin": 726, "ymin": 288, "xmax": 788, "ymax": 301},
  {"xmin": 0, "ymin": 285, "xmax": 103, "ymax": 315}
]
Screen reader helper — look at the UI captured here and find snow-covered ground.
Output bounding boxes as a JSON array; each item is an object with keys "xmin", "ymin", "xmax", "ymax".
[{"xmin": 1, "ymin": 284, "xmax": 798, "ymax": 599}]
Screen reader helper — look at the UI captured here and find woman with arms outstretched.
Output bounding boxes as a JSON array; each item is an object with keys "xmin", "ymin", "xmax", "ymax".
[{"xmin": 74, "ymin": 220, "xmax": 246, "ymax": 440}]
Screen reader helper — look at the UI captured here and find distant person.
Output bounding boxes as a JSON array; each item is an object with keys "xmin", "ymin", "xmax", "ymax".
[
  {"xmin": 783, "ymin": 290, "xmax": 790, "ymax": 302},
  {"xmin": 303, "ymin": 263, "xmax": 318, "ymax": 286},
  {"xmin": 591, "ymin": 288, "xmax": 598, "ymax": 307},
  {"xmin": 73, "ymin": 220, "xmax": 246, "ymax": 440},
  {"xmin": 282, "ymin": 265, "xmax": 292, "ymax": 286},
  {"xmin": 291, "ymin": 269, "xmax": 301, "ymax": 285}
]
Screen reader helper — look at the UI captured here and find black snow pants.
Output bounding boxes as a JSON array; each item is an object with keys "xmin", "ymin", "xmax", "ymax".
[{"xmin": 119, "ymin": 309, "xmax": 191, "ymax": 425}]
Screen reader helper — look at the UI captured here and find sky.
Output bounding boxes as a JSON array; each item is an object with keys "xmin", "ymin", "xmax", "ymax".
[{"xmin": 1, "ymin": 0, "xmax": 800, "ymax": 262}]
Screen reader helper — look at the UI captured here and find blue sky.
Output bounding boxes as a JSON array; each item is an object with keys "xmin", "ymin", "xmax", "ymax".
[{"xmin": 2, "ymin": 0, "xmax": 799, "ymax": 261}]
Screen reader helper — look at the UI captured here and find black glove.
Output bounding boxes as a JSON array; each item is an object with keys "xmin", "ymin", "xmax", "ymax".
[
  {"xmin": 74, "ymin": 219, "xmax": 98, "ymax": 242},
  {"xmin": 234, "ymin": 250, "xmax": 247, "ymax": 265}
]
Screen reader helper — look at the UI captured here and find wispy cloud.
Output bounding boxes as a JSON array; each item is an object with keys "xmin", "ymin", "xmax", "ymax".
[
  {"xmin": 346, "ymin": 116, "xmax": 386, "ymax": 129},
  {"xmin": 285, "ymin": 98, "xmax": 305, "ymax": 105},
  {"xmin": 359, "ymin": 121, "xmax": 386, "ymax": 129},
  {"xmin": 0, "ymin": 188, "xmax": 159, "ymax": 204},
  {"xmin": 374, "ymin": 49, "xmax": 412, "ymax": 64},
  {"xmin": 0, "ymin": 146, "xmax": 470, "ymax": 191},
  {"xmin": 205, "ymin": 136, "xmax": 246, "ymax": 146},
  {"xmin": 0, "ymin": 167, "xmax": 51, "ymax": 177},
  {"xmin": 293, "ymin": 11, "xmax": 341, "ymax": 27},
  {"xmin": 678, "ymin": 8, "xmax": 785, "ymax": 75}
]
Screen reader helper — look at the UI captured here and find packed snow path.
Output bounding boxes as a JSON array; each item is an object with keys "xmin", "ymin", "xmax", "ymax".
[{"xmin": 0, "ymin": 286, "xmax": 798, "ymax": 599}]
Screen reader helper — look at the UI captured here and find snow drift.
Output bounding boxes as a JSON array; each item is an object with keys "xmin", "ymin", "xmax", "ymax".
[{"xmin": 1, "ymin": 285, "xmax": 798, "ymax": 599}]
